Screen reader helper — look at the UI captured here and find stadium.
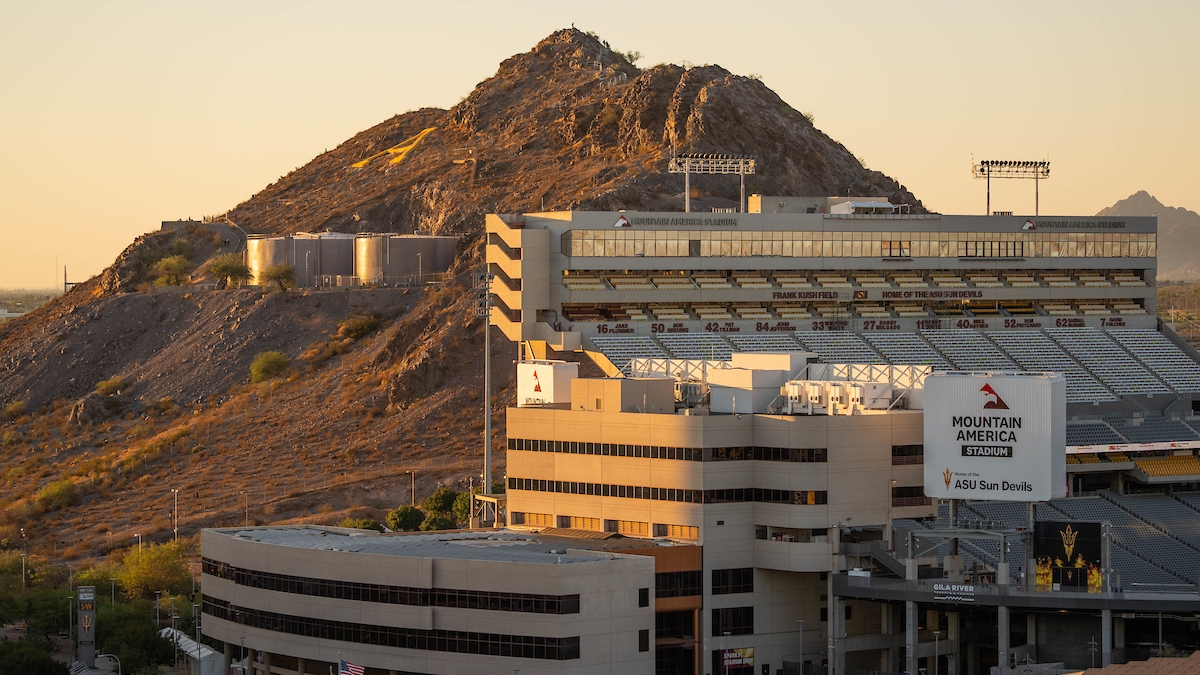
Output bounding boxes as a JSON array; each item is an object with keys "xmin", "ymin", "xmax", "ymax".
[{"xmin": 487, "ymin": 201, "xmax": 1200, "ymax": 675}]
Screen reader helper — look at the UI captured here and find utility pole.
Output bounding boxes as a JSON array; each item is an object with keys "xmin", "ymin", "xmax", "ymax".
[
  {"xmin": 172, "ymin": 488, "xmax": 179, "ymax": 542},
  {"xmin": 472, "ymin": 272, "xmax": 495, "ymax": 496}
]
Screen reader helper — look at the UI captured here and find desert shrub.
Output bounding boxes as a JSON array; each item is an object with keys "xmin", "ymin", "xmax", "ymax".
[
  {"xmin": 208, "ymin": 253, "xmax": 250, "ymax": 289},
  {"xmin": 34, "ymin": 479, "xmax": 76, "ymax": 511},
  {"xmin": 4, "ymin": 401, "xmax": 26, "ymax": 419},
  {"xmin": 95, "ymin": 376, "xmax": 125, "ymax": 396},
  {"xmin": 2, "ymin": 431, "xmax": 20, "ymax": 447},
  {"xmin": 597, "ymin": 103, "xmax": 622, "ymax": 127},
  {"xmin": 337, "ymin": 313, "xmax": 381, "ymax": 340},
  {"xmin": 337, "ymin": 518, "xmax": 384, "ymax": 532},
  {"xmin": 152, "ymin": 255, "xmax": 193, "ymax": 286},
  {"xmin": 260, "ymin": 263, "xmax": 295, "ymax": 291},
  {"xmin": 168, "ymin": 238, "xmax": 194, "ymax": 259},
  {"xmin": 386, "ymin": 505, "xmax": 425, "ymax": 532},
  {"xmin": 423, "ymin": 487, "xmax": 460, "ymax": 516},
  {"xmin": 419, "ymin": 514, "xmax": 456, "ymax": 531},
  {"xmin": 249, "ymin": 351, "xmax": 290, "ymax": 383}
]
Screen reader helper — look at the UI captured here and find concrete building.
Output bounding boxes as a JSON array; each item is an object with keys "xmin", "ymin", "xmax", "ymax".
[{"xmin": 200, "ymin": 526, "xmax": 657, "ymax": 675}]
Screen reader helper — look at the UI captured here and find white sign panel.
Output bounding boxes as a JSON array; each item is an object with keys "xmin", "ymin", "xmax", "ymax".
[
  {"xmin": 924, "ymin": 372, "xmax": 1066, "ymax": 501},
  {"xmin": 516, "ymin": 361, "xmax": 578, "ymax": 407}
]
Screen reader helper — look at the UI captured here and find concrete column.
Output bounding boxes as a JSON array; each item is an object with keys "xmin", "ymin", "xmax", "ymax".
[
  {"xmin": 1026, "ymin": 614, "xmax": 1037, "ymax": 663},
  {"xmin": 223, "ymin": 643, "xmax": 234, "ymax": 675},
  {"xmin": 906, "ymin": 601, "xmax": 918, "ymax": 675},
  {"xmin": 262, "ymin": 651, "xmax": 272, "ymax": 675},
  {"xmin": 297, "ymin": 659, "xmax": 307, "ymax": 675},
  {"xmin": 1115, "ymin": 616, "xmax": 1126, "ymax": 650},
  {"xmin": 1102, "ymin": 609, "xmax": 1113, "ymax": 667},
  {"xmin": 998, "ymin": 606, "xmax": 1010, "ymax": 672},
  {"xmin": 967, "ymin": 641, "xmax": 977, "ymax": 675},
  {"xmin": 833, "ymin": 595, "xmax": 846, "ymax": 675},
  {"xmin": 247, "ymin": 649, "xmax": 258, "ymax": 675},
  {"xmin": 947, "ymin": 612, "xmax": 960, "ymax": 675}
]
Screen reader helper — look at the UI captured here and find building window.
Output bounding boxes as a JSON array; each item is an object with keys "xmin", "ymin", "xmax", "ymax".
[
  {"xmin": 653, "ymin": 523, "xmax": 699, "ymax": 539},
  {"xmin": 846, "ymin": 605, "xmax": 853, "ymax": 621},
  {"xmin": 655, "ymin": 571, "xmax": 702, "ymax": 598},
  {"xmin": 639, "ymin": 629, "xmax": 650, "ymax": 652},
  {"xmin": 891, "ymin": 444, "xmax": 924, "ymax": 465},
  {"xmin": 711, "ymin": 607, "xmax": 754, "ymax": 636},
  {"xmin": 820, "ymin": 607, "xmax": 828, "ymax": 622},
  {"xmin": 712, "ymin": 568, "xmax": 754, "ymax": 595},
  {"xmin": 891, "ymin": 486, "xmax": 930, "ymax": 507},
  {"xmin": 639, "ymin": 588, "xmax": 650, "ymax": 607},
  {"xmin": 710, "ymin": 446, "xmax": 827, "ymax": 463},
  {"xmin": 203, "ymin": 596, "xmax": 580, "ymax": 660},
  {"xmin": 606, "ymin": 520, "xmax": 650, "ymax": 537}
]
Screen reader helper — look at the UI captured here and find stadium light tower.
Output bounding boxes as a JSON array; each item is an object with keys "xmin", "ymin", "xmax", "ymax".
[
  {"xmin": 668, "ymin": 153, "xmax": 756, "ymax": 213},
  {"xmin": 972, "ymin": 159, "xmax": 1050, "ymax": 216}
]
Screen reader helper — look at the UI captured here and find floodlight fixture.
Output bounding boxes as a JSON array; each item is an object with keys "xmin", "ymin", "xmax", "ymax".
[
  {"xmin": 972, "ymin": 159, "xmax": 1051, "ymax": 215},
  {"xmin": 668, "ymin": 153, "xmax": 757, "ymax": 213}
]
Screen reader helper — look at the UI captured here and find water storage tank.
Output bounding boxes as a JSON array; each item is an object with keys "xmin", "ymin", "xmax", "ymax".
[
  {"xmin": 355, "ymin": 234, "xmax": 453, "ymax": 285},
  {"xmin": 292, "ymin": 233, "xmax": 356, "ymax": 287},
  {"xmin": 246, "ymin": 236, "xmax": 290, "ymax": 285}
]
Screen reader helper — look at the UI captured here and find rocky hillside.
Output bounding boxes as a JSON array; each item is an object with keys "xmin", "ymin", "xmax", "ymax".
[
  {"xmin": 1098, "ymin": 190, "xmax": 1200, "ymax": 280},
  {"xmin": 0, "ymin": 28, "xmax": 923, "ymax": 563},
  {"xmin": 226, "ymin": 28, "xmax": 924, "ymax": 236}
]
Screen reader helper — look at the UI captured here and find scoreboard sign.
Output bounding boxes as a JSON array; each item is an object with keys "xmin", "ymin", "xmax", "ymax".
[
  {"xmin": 924, "ymin": 372, "xmax": 1066, "ymax": 502},
  {"xmin": 78, "ymin": 586, "xmax": 96, "ymax": 668}
]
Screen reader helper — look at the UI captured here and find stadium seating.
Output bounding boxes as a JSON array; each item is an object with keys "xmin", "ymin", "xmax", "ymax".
[
  {"xmin": 988, "ymin": 330, "xmax": 1116, "ymax": 403},
  {"xmin": 652, "ymin": 275, "xmax": 697, "ymax": 290},
  {"xmin": 562, "ymin": 273, "xmax": 605, "ymax": 291},
  {"xmin": 793, "ymin": 333, "xmax": 884, "ymax": 364},
  {"xmin": 773, "ymin": 274, "xmax": 812, "ymax": 289},
  {"xmin": 1049, "ymin": 496, "xmax": 1200, "ymax": 583},
  {"xmin": 607, "ymin": 275, "xmax": 655, "ymax": 291},
  {"xmin": 921, "ymin": 330, "xmax": 1017, "ymax": 371},
  {"xmin": 726, "ymin": 334, "xmax": 806, "ymax": 353},
  {"xmin": 1108, "ymin": 492, "xmax": 1200, "ymax": 550},
  {"xmin": 655, "ymin": 333, "xmax": 734, "ymax": 361},
  {"xmin": 863, "ymin": 333, "xmax": 953, "ymax": 371},
  {"xmin": 1065, "ymin": 421, "xmax": 1127, "ymax": 446},
  {"xmin": 1135, "ymin": 455, "xmax": 1200, "ymax": 477},
  {"xmin": 588, "ymin": 335, "xmax": 668, "ymax": 374},
  {"xmin": 1110, "ymin": 329, "xmax": 1200, "ymax": 392},
  {"xmin": 1104, "ymin": 413, "xmax": 1200, "ymax": 443},
  {"xmin": 1045, "ymin": 327, "xmax": 1171, "ymax": 396}
]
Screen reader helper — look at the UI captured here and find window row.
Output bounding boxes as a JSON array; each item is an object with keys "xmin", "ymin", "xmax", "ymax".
[
  {"xmin": 711, "ymin": 607, "xmax": 754, "ymax": 636},
  {"xmin": 506, "ymin": 478, "xmax": 827, "ymax": 506},
  {"xmin": 203, "ymin": 597, "xmax": 581, "ymax": 660},
  {"xmin": 201, "ymin": 558, "xmax": 579, "ymax": 614},
  {"xmin": 564, "ymin": 229, "xmax": 1156, "ymax": 259},
  {"xmin": 509, "ymin": 438, "xmax": 827, "ymax": 464},
  {"xmin": 656, "ymin": 571, "xmax": 703, "ymax": 598},
  {"xmin": 712, "ymin": 568, "xmax": 754, "ymax": 595}
]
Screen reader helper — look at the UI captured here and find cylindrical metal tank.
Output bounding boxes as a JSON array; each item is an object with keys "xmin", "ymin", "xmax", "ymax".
[
  {"xmin": 292, "ymin": 233, "xmax": 356, "ymax": 287},
  {"xmin": 355, "ymin": 234, "xmax": 448, "ymax": 285},
  {"xmin": 246, "ymin": 236, "xmax": 290, "ymax": 285}
]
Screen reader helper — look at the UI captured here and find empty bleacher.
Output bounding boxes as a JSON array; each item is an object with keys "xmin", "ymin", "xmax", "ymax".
[
  {"xmin": 588, "ymin": 335, "xmax": 668, "ymax": 374},
  {"xmin": 921, "ymin": 330, "xmax": 1018, "ymax": 371},
  {"xmin": 1066, "ymin": 421, "xmax": 1128, "ymax": 446},
  {"xmin": 1134, "ymin": 454, "xmax": 1200, "ymax": 477},
  {"xmin": 1045, "ymin": 327, "xmax": 1171, "ymax": 396},
  {"xmin": 1109, "ymin": 493, "xmax": 1200, "ymax": 550},
  {"xmin": 988, "ymin": 330, "xmax": 1116, "ymax": 403},
  {"xmin": 1104, "ymin": 413, "xmax": 1200, "ymax": 443},
  {"xmin": 655, "ymin": 333, "xmax": 734, "ymax": 360},
  {"xmin": 863, "ymin": 333, "xmax": 953, "ymax": 370},
  {"xmin": 794, "ymin": 333, "xmax": 885, "ymax": 364},
  {"xmin": 726, "ymin": 334, "xmax": 806, "ymax": 353},
  {"xmin": 1110, "ymin": 329, "xmax": 1200, "ymax": 392}
]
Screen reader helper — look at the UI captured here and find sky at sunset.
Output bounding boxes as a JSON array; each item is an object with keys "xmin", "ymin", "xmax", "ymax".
[{"xmin": 1, "ymin": 0, "xmax": 1197, "ymax": 288}]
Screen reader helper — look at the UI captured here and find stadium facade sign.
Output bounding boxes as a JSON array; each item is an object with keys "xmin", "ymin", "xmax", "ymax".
[{"xmin": 924, "ymin": 372, "xmax": 1067, "ymax": 502}]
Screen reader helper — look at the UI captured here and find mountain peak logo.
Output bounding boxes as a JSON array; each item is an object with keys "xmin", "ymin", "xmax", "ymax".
[
  {"xmin": 943, "ymin": 468, "xmax": 953, "ymax": 490},
  {"xmin": 1022, "ymin": 219, "xmax": 1036, "ymax": 230},
  {"xmin": 614, "ymin": 215, "xmax": 631, "ymax": 228},
  {"xmin": 981, "ymin": 382, "xmax": 1009, "ymax": 409},
  {"xmin": 532, "ymin": 371, "xmax": 542, "ymax": 392}
]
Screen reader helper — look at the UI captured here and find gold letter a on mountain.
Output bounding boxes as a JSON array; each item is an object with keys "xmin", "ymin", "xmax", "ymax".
[{"xmin": 352, "ymin": 127, "xmax": 436, "ymax": 168}]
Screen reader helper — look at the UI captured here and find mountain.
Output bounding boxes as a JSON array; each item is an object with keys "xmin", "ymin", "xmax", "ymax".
[
  {"xmin": 0, "ymin": 28, "xmax": 925, "ymax": 562},
  {"xmin": 1097, "ymin": 190, "xmax": 1200, "ymax": 280}
]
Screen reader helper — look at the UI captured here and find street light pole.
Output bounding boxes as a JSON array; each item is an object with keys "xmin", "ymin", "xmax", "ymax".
[
  {"xmin": 155, "ymin": 591, "xmax": 161, "ymax": 626},
  {"xmin": 110, "ymin": 578, "xmax": 116, "ymax": 608},
  {"xmin": 135, "ymin": 533, "xmax": 142, "ymax": 551},
  {"xmin": 98, "ymin": 653, "xmax": 121, "ymax": 675},
  {"xmin": 934, "ymin": 630, "xmax": 941, "ymax": 675},
  {"xmin": 798, "ymin": 619, "xmax": 805, "ymax": 675},
  {"xmin": 172, "ymin": 489, "xmax": 179, "ymax": 542}
]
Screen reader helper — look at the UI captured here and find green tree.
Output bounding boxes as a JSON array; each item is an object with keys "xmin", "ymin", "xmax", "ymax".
[
  {"xmin": 249, "ymin": 351, "xmax": 290, "ymax": 383},
  {"xmin": 0, "ymin": 640, "xmax": 69, "ymax": 675},
  {"xmin": 385, "ymin": 505, "xmax": 425, "ymax": 532},
  {"xmin": 423, "ymin": 487, "xmax": 460, "ymax": 516},
  {"xmin": 452, "ymin": 491, "xmax": 475, "ymax": 524},
  {"xmin": 152, "ymin": 255, "xmax": 193, "ymax": 286},
  {"xmin": 95, "ymin": 601, "xmax": 174, "ymax": 675},
  {"xmin": 208, "ymin": 253, "xmax": 251, "ymax": 289},
  {"xmin": 337, "ymin": 518, "xmax": 384, "ymax": 532},
  {"xmin": 115, "ymin": 541, "xmax": 191, "ymax": 599},
  {"xmin": 419, "ymin": 515, "xmax": 456, "ymax": 531},
  {"xmin": 259, "ymin": 263, "xmax": 295, "ymax": 291}
]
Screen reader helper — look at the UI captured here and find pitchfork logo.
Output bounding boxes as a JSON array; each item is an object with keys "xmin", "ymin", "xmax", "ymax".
[{"xmin": 981, "ymin": 382, "xmax": 1009, "ymax": 409}]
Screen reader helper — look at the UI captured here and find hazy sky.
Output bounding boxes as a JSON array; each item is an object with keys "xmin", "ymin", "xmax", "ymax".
[{"xmin": 1, "ymin": 1, "xmax": 1197, "ymax": 289}]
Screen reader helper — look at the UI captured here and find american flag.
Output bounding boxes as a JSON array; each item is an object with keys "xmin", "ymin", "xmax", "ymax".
[{"xmin": 338, "ymin": 661, "xmax": 364, "ymax": 675}]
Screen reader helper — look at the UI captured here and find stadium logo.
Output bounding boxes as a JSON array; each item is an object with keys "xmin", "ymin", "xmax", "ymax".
[
  {"xmin": 614, "ymin": 215, "xmax": 631, "ymax": 228},
  {"xmin": 1059, "ymin": 524, "xmax": 1079, "ymax": 560},
  {"xmin": 532, "ymin": 370, "xmax": 542, "ymax": 392},
  {"xmin": 1022, "ymin": 219, "xmax": 1037, "ymax": 230},
  {"xmin": 981, "ymin": 383, "xmax": 1009, "ymax": 409},
  {"xmin": 943, "ymin": 468, "xmax": 953, "ymax": 490}
]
